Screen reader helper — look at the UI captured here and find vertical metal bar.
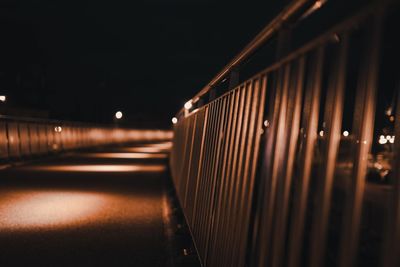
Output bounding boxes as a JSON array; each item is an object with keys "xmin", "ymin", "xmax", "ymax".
[
  {"xmin": 17, "ymin": 122, "xmax": 22, "ymax": 158},
  {"xmin": 205, "ymin": 100, "xmax": 223, "ymax": 254},
  {"xmin": 217, "ymin": 88, "xmax": 241, "ymax": 267},
  {"xmin": 198, "ymin": 100, "xmax": 219, "ymax": 256},
  {"xmin": 183, "ymin": 114, "xmax": 198, "ymax": 208},
  {"xmin": 191, "ymin": 106, "xmax": 209, "ymax": 233},
  {"xmin": 5, "ymin": 121, "xmax": 10, "ymax": 159},
  {"xmin": 222, "ymin": 85, "xmax": 247, "ymax": 267},
  {"xmin": 235, "ymin": 80, "xmax": 257, "ymax": 266},
  {"xmin": 228, "ymin": 81, "xmax": 253, "ymax": 267},
  {"xmin": 208, "ymin": 91, "xmax": 235, "ymax": 267},
  {"xmin": 201, "ymin": 99, "xmax": 222, "ymax": 259},
  {"xmin": 194, "ymin": 103, "xmax": 214, "ymax": 257},
  {"xmin": 287, "ymin": 46, "xmax": 324, "ymax": 267},
  {"xmin": 204, "ymin": 95, "xmax": 228, "ymax": 264},
  {"xmin": 27, "ymin": 124, "xmax": 32, "ymax": 156},
  {"xmin": 338, "ymin": 13, "xmax": 382, "ymax": 267},
  {"xmin": 309, "ymin": 33, "xmax": 348, "ymax": 267},
  {"xmin": 244, "ymin": 74, "xmax": 268, "ymax": 267},
  {"xmin": 256, "ymin": 67, "xmax": 284, "ymax": 267},
  {"xmin": 271, "ymin": 58, "xmax": 305, "ymax": 267},
  {"xmin": 177, "ymin": 116, "xmax": 191, "ymax": 198},
  {"xmin": 186, "ymin": 109, "xmax": 206, "ymax": 226},
  {"xmin": 270, "ymin": 62, "xmax": 292, "ymax": 267},
  {"xmin": 237, "ymin": 75, "xmax": 267, "ymax": 266}
]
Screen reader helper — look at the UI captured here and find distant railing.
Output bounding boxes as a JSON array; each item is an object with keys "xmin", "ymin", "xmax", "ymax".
[
  {"xmin": 170, "ymin": 0, "xmax": 399, "ymax": 267},
  {"xmin": 0, "ymin": 115, "xmax": 172, "ymax": 161}
]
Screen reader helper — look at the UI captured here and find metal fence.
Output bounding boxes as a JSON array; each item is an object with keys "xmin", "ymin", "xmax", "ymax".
[
  {"xmin": 0, "ymin": 115, "xmax": 172, "ymax": 161},
  {"xmin": 170, "ymin": 1, "xmax": 399, "ymax": 266}
]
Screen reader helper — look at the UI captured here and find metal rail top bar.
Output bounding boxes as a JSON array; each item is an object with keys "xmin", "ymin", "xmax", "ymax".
[
  {"xmin": 0, "ymin": 114, "xmax": 169, "ymax": 131},
  {"xmin": 190, "ymin": 0, "xmax": 311, "ymax": 103}
]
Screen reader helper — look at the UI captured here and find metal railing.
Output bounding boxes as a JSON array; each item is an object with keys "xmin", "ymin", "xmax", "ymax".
[
  {"xmin": 170, "ymin": 0, "xmax": 400, "ymax": 266},
  {"xmin": 0, "ymin": 115, "xmax": 172, "ymax": 161}
]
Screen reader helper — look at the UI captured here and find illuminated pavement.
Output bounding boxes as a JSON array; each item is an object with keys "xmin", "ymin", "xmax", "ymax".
[{"xmin": 0, "ymin": 142, "xmax": 174, "ymax": 267}]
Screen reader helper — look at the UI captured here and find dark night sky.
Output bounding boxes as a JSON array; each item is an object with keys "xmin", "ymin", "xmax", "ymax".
[{"xmin": 0, "ymin": 0, "xmax": 285, "ymax": 128}]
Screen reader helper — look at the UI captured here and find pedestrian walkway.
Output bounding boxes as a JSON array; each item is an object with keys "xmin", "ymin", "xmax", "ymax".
[{"xmin": 0, "ymin": 141, "xmax": 174, "ymax": 267}]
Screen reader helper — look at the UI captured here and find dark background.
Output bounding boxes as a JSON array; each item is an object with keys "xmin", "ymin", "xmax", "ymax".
[{"xmin": 0, "ymin": 0, "xmax": 286, "ymax": 128}]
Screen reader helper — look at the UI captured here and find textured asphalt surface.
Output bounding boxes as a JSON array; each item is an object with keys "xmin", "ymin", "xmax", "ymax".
[{"xmin": 0, "ymin": 142, "xmax": 173, "ymax": 267}]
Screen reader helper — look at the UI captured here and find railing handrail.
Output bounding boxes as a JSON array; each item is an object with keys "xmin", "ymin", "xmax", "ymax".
[
  {"xmin": 0, "ymin": 114, "xmax": 168, "ymax": 130},
  {"xmin": 189, "ymin": 0, "xmax": 311, "ymax": 104}
]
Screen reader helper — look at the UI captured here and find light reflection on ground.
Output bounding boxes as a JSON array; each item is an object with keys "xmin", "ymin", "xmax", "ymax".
[
  {"xmin": 119, "ymin": 142, "xmax": 172, "ymax": 153},
  {"xmin": 0, "ymin": 191, "xmax": 105, "ymax": 230},
  {"xmin": 78, "ymin": 152, "xmax": 168, "ymax": 159},
  {"xmin": 23, "ymin": 164, "xmax": 167, "ymax": 172},
  {"xmin": 0, "ymin": 190, "xmax": 163, "ymax": 231}
]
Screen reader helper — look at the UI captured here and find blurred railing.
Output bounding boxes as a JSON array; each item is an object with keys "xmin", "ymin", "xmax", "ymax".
[
  {"xmin": 170, "ymin": 0, "xmax": 400, "ymax": 267},
  {"xmin": 0, "ymin": 115, "xmax": 172, "ymax": 161}
]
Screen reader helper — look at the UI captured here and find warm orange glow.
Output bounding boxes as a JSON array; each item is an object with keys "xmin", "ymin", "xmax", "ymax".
[
  {"xmin": 147, "ymin": 142, "xmax": 172, "ymax": 149},
  {"xmin": 0, "ymin": 191, "xmax": 105, "ymax": 230},
  {"xmin": 314, "ymin": 0, "xmax": 324, "ymax": 9},
  {"xmin": 80, "ymin": 152, "xmax": 168, "ymax": 159},
  {"xmin": 300, "ymin": 0, "xmax": 327, "ymax": 20},
  {"xmin": 120, "ymin": 142, "xmax": 172, "ymax": 153},
  {"xmin": 25, "ymin": 164, "xmax": 167, "ymax": 172},
  {"xmin": 0, "ymin": 190, "xmax": 162, "ymax": 230}
]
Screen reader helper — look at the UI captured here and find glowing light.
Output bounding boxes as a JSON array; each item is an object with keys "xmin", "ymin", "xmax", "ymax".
[
  {"xmin": 184, "ymin": 100, "xmax": 193, "ymax": 110},
  {"xmin": 54, "ymin": 126, "xmax": 62, "ymax": 133},
  {"xmin": 379, "ymin": 137, "xmax": 387, "ymax": 144},
  {"xmin": 25, "ymin": 164, "xmax": 167, "ymax": 172},
  {"xmin": 264, "ymin": 120, "xmax": 270, "ymax": 128},
  {"xmin": 172, "ymin": 117, "xmax": 178, "ymax": 124},
  {"xmin": 389, "ymin": 136, "xmax": 395, "ymax": 144},
  {"xmin": 0, "ymin": 95, "xmax": 6, "ymax": 102},
  {"xmin": 319, "ymin": 130, "xmax": 324, "ymax": 137},
  {"xmin": 390, "ymin": 116, "xmax": 395, "ymax": 122},
  {"xmin": 374, "ymin": 162, "xmax": 383, "ymax": 170},
  {"xmin": 386, "ymin": 135, "xmax": 391, "ymax": 140},
  {"xmin": 386, "ymin": 107, "xmax": 393, "ymax": 116},
  {"xmin": 300, "ymin": 0, "xmax": 327, "ymax": 20},
  {"xmin": 343, "ymin": 131, "xmax": 349, "ymax": 137},
  {"xmin": 314, "ymin": 0, "xmax": 324, "ymax": 9},
  {"xmin": 115, "ymin": 111, "xmax": 123, "ymax": 120}
]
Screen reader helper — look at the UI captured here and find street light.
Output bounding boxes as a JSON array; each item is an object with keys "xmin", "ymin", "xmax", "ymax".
[
  {"xmin": 184, "ymin": 100, "xmax": 193, "ymax": 110},
  {"xmin": 115, "ymin": 111, "xmax": 123, "ymax": 120},
  {"xmin": 172, "ymin": 117, "xmax": 178, "ymax": 124},
  {"xmin": 0, "ymin": 95, "xmax": 6, "ymax": 102}
]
